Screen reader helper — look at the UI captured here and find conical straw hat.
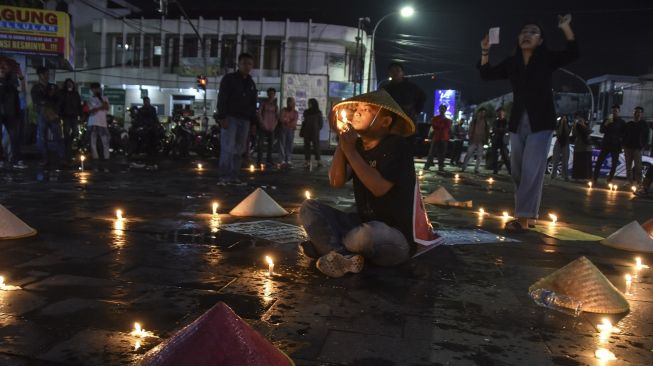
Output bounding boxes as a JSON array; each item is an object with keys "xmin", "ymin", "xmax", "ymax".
[
  {"xmin": 600, "ymin": 221, "xmax": 653, "ymax": 253},
  {"xmin": 528, "ymin": 256, "xmax": 629, "ymax": 314},
  {"xmin": 0, "ymin": 205, "xmax": 37, "ymax": 240},
  {"xmin": 641, "ymin": 218, "xmax": 653, "ymax": 238},
  {"xmin": 424, "ymin": 186, "xmax": 472, "ymax": 208},
  {"xmin": 330, "ymin": 89, "xmax": 415, "ymax": 137},
  {"xmin": 141, "ymin": 302, "xmax": 294, "ymax": 366},
  {"xmin": 230, "ymin": 188, "xmax": 289, "ymax": 217}
]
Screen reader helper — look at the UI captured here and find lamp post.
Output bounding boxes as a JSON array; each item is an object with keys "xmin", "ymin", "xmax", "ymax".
[{"xmin": 366, "ymin": 6, "xmax": 415, "ymax": 92}]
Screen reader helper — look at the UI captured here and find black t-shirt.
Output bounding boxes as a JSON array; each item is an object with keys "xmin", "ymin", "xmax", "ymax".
[{"xmin": 352, "ymin": 134, "xmax": 416, "ymax": 245}]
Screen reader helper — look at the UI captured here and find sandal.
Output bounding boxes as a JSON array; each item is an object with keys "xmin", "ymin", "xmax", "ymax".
[{"xmin": 504, "ymin": 220, "xmax": 528, "ymax": 233}]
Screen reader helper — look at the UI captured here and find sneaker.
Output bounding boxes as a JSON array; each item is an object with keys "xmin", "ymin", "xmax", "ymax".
[
  {"xmin": 298, "ymin": 241, "xmax": 320, "ymax": 259},
  {"xmin": 315, "ymin": 251, "xmax": 364, "ymax": 278}
]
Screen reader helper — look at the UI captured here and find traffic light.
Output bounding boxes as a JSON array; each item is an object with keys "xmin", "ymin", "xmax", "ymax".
[{"xmin": 197, "ymin": 75, "xmax": 207, "ymax": 90}]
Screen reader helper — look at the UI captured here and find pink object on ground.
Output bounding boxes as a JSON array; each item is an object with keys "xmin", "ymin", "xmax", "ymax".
[{"xmin": 141, "ymin": 302, "xmax": 294, "ymax": 366}]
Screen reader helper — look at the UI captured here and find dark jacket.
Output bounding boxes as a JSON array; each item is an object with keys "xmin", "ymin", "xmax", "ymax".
[
  {"xmin": 136, "ymin": 105, "xmax": 159, "ymax": 127},
  {"xmin": 572, "ymin": 121, "xmax": 592, "ymax": 152},
  {"xmin": 381, "ymin": 79, "xmax": 426, "ymax": 119},
  {"xmin": 216, "ymin": 71, "xmax": 258, "ymax": 121},
  {"xmin": 0, "ymin": 73, "xmax": 20, "ymax": 119},
  {"xmin": 31, "ymin": 81, "xmax": 59, "ymax": 120},
  {"xmin": 555, "ymin": 119, "xmax": 571, "ymax": 145},
  {"xmin": 301, "ymin": 109, "xmax": 323, "ymax": 138},
  {"xmin": 492, "ymin": 118, "xmax": 509, "ymax": 145},
  {"xmin": 599, "ymin": 117, "xmax": 626, "ymax": 150},
  {"xmin": 622, "ymin": 120, "xmax": 649, "ymax": 149},
  {"xmin": 478, "ymin": 40, "xmax": 579, "ymax": 133},
  {"xmin": 59, "ymin": 79, "xmax": 82, "ymax": 118}
]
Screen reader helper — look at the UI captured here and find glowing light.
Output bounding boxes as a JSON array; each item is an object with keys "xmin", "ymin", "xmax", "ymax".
[
  {"xmin": 487, "ymin": 177, "xmax": 495, "ymax": 184},
  {"xmin": 454, "ymin": 174, "xmax": 460, "ymax": 179},
  {"xmin": 400, "ymin": 5, "xmax": 415, "ymax": 17},
  {"xmin": 131, "ymin": 322, "xmax": 145, "ymax": 338},
  {"xmin": 260, "ymin": 163, "xmax": 266, "ymax": 171},
  {"xmin": 305, "ymin": 190, "xmax": 312, "ymax": 200},
  {"xmin": 548, "ymin": 213, "xmax": 558, "ymax": 224},
  {"xmin": 635, "ymin": 257, "xmax": 649, "ymax": 271},
  {"xmin": 594, "ymin": 348, "xmax": 616, "ymax": 361},
  {"xmin": 116, "ymin": 209, "xmax": 123, "ymax": 221},
  {"xmin": 80, "ymin": 155, "xmax": 86, "ymax": 170},
  {"xmin": 212, "ymin": 201, "xmax": 219, "ymax": 216},
  {"xmin": 418, "ymin": 170, "xmax": 423, "ymax": 177},
  {"xmin": 0, "ymin": 275, "xmax": 20, "ymax": 291},
  {"xmin": 265, "ymin": 255, "xmax": 274, "ymax": 276},
  {"xmin": 197, "ymin": 163, "xmax": 203, "ymax": 170},
  {"xmin": 249, "ymin": 164, "xmax": 255, "ymax": 173},
  {"xmin": 478, "ymin": 208, "xmax": 486, "ymax": 216},
  {"xmin": 588, "ymin": 181, "xmax": 593, "ymax": 189},
  {"xmin": 502, "ymin": 211, "xmax": 510, "ymax": 219},
  {"xmin": 631, "ymin": 186, "xmax": 637, "ymax": 193},
  {"xmin": 625, "ymin": 273, "xmax": 632, "ymax": 295}
]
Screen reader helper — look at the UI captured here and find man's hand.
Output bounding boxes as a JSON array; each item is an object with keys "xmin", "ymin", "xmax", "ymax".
[
  {"xmin": 558, "ymin": 14, "xmax": 572, "ymax": 29},
  {"xmin": 338, "ymin": 124, "xmax": 357, "ymax": 154},
  {"xmin": 480, "ymin": 34, "xmax": 490, "ymax": 51}
]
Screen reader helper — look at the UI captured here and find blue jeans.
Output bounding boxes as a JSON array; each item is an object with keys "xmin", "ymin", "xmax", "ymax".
[
  {"xmin": 279, "ymin": 127, "xmax": 295, "ymax": 164},
  {"xmin": 219, "ymin": 116, "xmax": 250, "ymax": 179},
  {"xmin": 36, "ymin": 114, "xmax": 64, "ymax": 163},
  {"xmin": 299, "ymin": 200, "xmax": 410, "ymax": 266},
  {"xmin": 510, "ymin": 113, "xmax": 553, "ymax": 219}
]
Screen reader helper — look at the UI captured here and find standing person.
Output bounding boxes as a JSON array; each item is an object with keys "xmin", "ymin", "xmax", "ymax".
[
  {"xmin": 279, "ymin": 97, "xmax": 298, "ymax": 167},
  {"xmin": 479, "ymin": 14, "xmax": 578, "ymax": 232},
  {"xmin": 136, "ymin": 97, "xmax": 161, "ymax": 170},
  {"xmin": 0, "ymin": 59, "xmax": 21, "ymax": 169},
  {"xmin": 461, "ymin": 107, "xmax": 489, "ymax": 174},
  {"xmin": 571, "ymin": 112, "xmax": 592, "ymax": 180},
  {"xmin": 450, "ymin": 119, "xmax": 467, "ymax": 166},
  {"xmin": 622, "ymin": 107, "xmax": 649, "ymax": 187},
  {"xmin": 424, "ymin": 104, "xmax": 452, "ymax": 171},
  {"xmin": 491, "ymin": 106, "xmax": 511, "ymax": 175},
  {"xmin": 301, "ymin": 98, "xmax": 323, "ymax": 168},
  {"xmin": 216, "ymin": 53, "xmax": 257, "ymax": 184},
  {"xmin": 257, "ymin": 88, "xmax": 279, "ymax": 167},
  {"xmin": 550, "ymin": 115, "xmax": 571, "ymax": 180},
  {"xmin": 87, "ymin": 83, "xmax": 110, "ymax": 172},
  {"xmin": 59, "ymin": 78, "xmax": 82, "ymax": 162},
  {"xmin": 298, "ymin": 89, "xmax": 441, "ymax": 277},
  {"xmin": 31, "ymin": 66, "xmax": 65, "ymax": 168},
  {"xmin": 592, "ymin": 105, "xmax": 626, "ymax": 185},
  {"xmin": 381, "ymin": 62, "xmax": 426, "ymax": 124}
]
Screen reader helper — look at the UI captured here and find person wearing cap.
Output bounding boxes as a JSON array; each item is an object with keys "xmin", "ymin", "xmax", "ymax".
[
  {"xmin": 298, "ymin": 90, "xmax": 442, "ymax": 278},
  {"xmin": 592, "ymin": 105, "xmax": 626, "ymax": 185},
  {"xmin": 491, "ymin": 106, "xmax": 511, "ymax": 175},
  {"xmin": 31, "ymin": 66, "xmax": 65, "ymax": 169},
  {"xmin": 622, "ymin": 106, "xmax": 649, "ymax": 187},
  {"xmin": 424, "ymin": 104, "xmax": 452, "ymax": 172},
  {"xmin": 478, "ymin": 14, "xmax": 578, "ymax": 232}
]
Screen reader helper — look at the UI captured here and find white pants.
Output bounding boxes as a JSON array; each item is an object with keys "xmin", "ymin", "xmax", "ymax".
[
  {"xmin": 90, "ymin": 126, "xmax": 110, "ymax": 160},
  {"xmin": 462, "ymin": 143, "xmax": 484, "ymax": 172}
]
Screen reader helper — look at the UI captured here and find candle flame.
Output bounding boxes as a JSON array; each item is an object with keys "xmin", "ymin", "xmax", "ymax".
[
  {"xmin": 116, "ymin": 209, "xmax": 123, "ymax": 220},
  {"xmin": 80, "ymin": 155, "xmax": 86, "ymax": 162},
  {"xmin": 134, "ymin": 322, "xmax": 141, "ymax": 333},
  {"xmin": 249, "ymin": 164, "xmax": 255, "ymax": 172},
  {"xmin": 265, "ymin": 256, "xmax": 273, "ymax": 266},
  {"xmin": 454, "ymin": 174, "xmax": 460, "ymax": 179},
  {"xmin": 0, "ymin": 276, "xmax": 4, "ymax": 287},
  {"xmin": 478, "ymin": 208, "xmax": 485, "ymax": 216},
  {"xmin": 594, "ymin": 348, "xmax": 616, "ymax": 361},
  {"xmin": 634, "ymin": 257, "xmax": 649, "ymax": 270},
  {"xmin": 305, "ymin": 190, "xmax": 311, "ymax": 200},
  {"xmin": 625, "ymin": 273, "xmax": 632, "ymax": 282},
  {"xmin": 340, "ymin": 110, "xmax": 347, "ymax": 122},
  {"xmin": 131, "ymin": 322, "xmax": 146, "ymax": 338},
  {"xmin": 631, "ymin": 185, "xmax": 637, "ymax": 192},
  {"xmin": 212, "ymin": 201, "xmax": 219, "ymax": 215},
  {"xmin": 488, "ymin": 177, "xmax": 494, "ymax": 184},
  {"xmin": 418, "ymin": 170, "xmax": 423, "ymax": 177},
  {"xmin": 588, "ymin": 181, "xmax": 592, "ymax": 188},
  {"xmin": 502, "ymin": 211, "xmax": 510, "ymax": 219},
  {"xmin": 197, "ymin": 163, "xmax": 203, "ymax": 170},
  {"xmin": 548, "ymin": 213, "xmax": 558, "ymax": 223}
]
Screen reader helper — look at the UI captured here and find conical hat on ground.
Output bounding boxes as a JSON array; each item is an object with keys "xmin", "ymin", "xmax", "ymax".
[
  {"xmin": 641, "ymin": 218, "xmax": 653, "ymax": 238},
  {"xmin": 141, "ymin": 302, "xmax": 294, "ymax": 366},
  {"xmin": 230, "ymin": 188, "xmax": 289, "ymax": 217},
  {"xmin": 0, "ymin": 205, "xmax": 37, "ymax": 240},
  {"xmin": 424, "ymin": 186, "xmax": 472, "ymax": 208},
  {"xmin": 528, "ymin": 256, "xmax": 629, "ymax": 314},
  {"xmin": 600, "ymin": 221, "xmax": 653, "ymax": 253}
]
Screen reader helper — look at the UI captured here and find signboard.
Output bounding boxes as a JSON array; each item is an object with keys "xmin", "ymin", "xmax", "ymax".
[
  {"xmin": 179, "ymin": 57, "xmax": 219, "ymax": 77},
  {"xmin": 0, "ymin": 5, "xmax": 74, "ymax": 68},
  {"xmin": 434, "ymin": 89, "xmax": 457, "ymax": 119},
  {"xmin": 281, "ymin": 73, "xmax": 329, "ymax": 142},
  {"xmin": 103, "ymin": 88, "xmax": 126, "ymax": 106}
]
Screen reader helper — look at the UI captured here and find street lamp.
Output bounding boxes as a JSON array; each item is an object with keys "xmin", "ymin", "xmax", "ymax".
[{"xmin": 366, "ymin": 5, "xmax": 415, "ymax": 92}]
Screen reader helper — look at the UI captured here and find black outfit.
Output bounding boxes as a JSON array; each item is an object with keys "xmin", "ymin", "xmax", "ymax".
[
  {"xmin": 622, "ymin": 120, "xmax": 649, "ymax": 150},
  {"xmin": 478, "ymin": 40, "xmax": 579, "ymax": 133},
  {"xmin": 353, "ymin": 134, "xmax": 416, "ymax": 247},
  {"xmin": 0, "ymin": 72, "xmax": 20, "ymax": 164},
  {"xmin": 381, "ymin": 80, "xmax": 426, "ymax": 121},
  {"xmin": 491, "ymin": 118, "xmax": 511, "ymax": 174},
  {"xmin": 572, "ymin": 122, "xmax": 592, "ymax": 179},
  {"xmin": 136, "ymin": 105, "xmax": 160, "ymax": 163},
  {"xmin": 592, "ymin": 117, "xmax": 626, "ymax": 182},
  {"xmin": 59, "ymin": 82, "xmax": 82, "ymax": 161},
  {"xmin": 216, "ymin": 71, "xmax": 258, "ymax": 121},
  {"xmin": 301, "ymin": 109, "xmax": 323, "ymax": 162}
]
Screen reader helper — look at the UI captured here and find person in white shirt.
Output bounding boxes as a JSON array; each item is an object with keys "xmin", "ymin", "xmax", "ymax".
[{"xmin": 87, "ymin": 82, "xmax": 110, "ymax": 170}]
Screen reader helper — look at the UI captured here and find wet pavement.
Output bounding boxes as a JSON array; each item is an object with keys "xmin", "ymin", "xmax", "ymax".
[{"xmin": 0, "ymin": 156, "xmax": 652, "ymax": 366}]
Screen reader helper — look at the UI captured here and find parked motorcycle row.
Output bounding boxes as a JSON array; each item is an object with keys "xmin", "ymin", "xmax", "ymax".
[{"xmin": 73, "ymin": 113, "xmax": 220, "ymax": 159}]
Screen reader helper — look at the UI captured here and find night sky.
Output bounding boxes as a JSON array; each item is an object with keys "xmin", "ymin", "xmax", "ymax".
[{"xmin": 125, "ymin": 0, "xmax": 653, "ymax": 108}]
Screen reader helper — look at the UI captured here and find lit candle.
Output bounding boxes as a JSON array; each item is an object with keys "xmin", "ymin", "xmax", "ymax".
[
  {"xmin": 548, "ymin": 213, "xmax": 558, "ymax": 224},
  {"xmin": 265, "ymin": 255, "xmax": 274, "ymax": 276},
  {"xmin": 454, "ymin": 173, "xmax": 460, "ymax": 179},
  {"xmin": 116, "ymin": 209, "xmax": 123, "ymax": 221},
  {"xmin": 0, "ymin": 275, "xmax": 19, "ymax": 291},
  {"xmin": 502, "ymin": 211, "xmax": 510, "ymax": 219},
  {"xmin": 305, "ymin": 190, "xmax": 311, "ymax": 200},
  {"xmin": 260, "ymin": 163, "xmax": 266, "ymax": 171},
  {"xmin": 635, "ymin": 257, "xmax": 649, "ymax": 270},
  {"xmin": 249, "ymin": 164, "xmax": 255, "ymax": 173},
  {"xmin": 487, "ymin": 177, "xmax": 494, "ymax": 184},
  {"xmin": 588, "ymin": 181, "xmax": 593, "ymax": 189},
  {"xmin": 478, "ymin": 208, "xmax": 485, "ymax": 216},
  {"xmin": 197, "ymin": 163, "xmax": 203, "ymax": 170},
  {"xmin": 625, "ymin": 273, "xmax": 632, "ymax": 294},
  {"xmin": 608, "ymin": 183, "xmax": 613, "ymax": 191},
  {"xmin": 0, "ymin": 276, "xmax": 4, "ymax": 290},
  {"xmin": 212, "ymin": 201, "xmax": 219, "ymax": 216},
  {"xmin": 339, "ymin": 110, "xmax": 349, "ymax": 131},
  {"xmin": 80, "ymin": 155, "xmax": 86, "ymax": 171},
  {"xmin": 631, "ymin": 185, "xmax": 637, "ymax": 193},
  {"xmin": 594, "ymin": 348, "xmax": 616, "ymax": 361},
  {"xmin": 418, "ymin": 170, "xmax": 424, "ymax": 177},
  {"xmin": 131, "ymin": 322, "xmax": 146, "ymax": 338}
]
